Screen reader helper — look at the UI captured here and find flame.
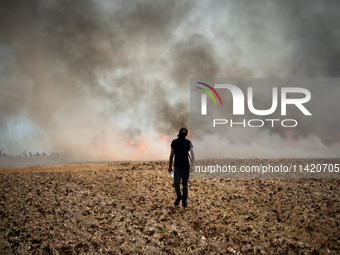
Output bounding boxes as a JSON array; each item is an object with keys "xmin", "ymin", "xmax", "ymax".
[
  {"xmin": 93, "ymin": 142, "xmax": 106, "ymax": 160},
  {"xmin": 138, "ymin": 138, "xmax": 147, "ymax": 151},
  {"xmin": 90, "ymin": 129, "xmax": 171, "ymax": 161},
  {"xmin": 119, "ymin": 133, "xmax": 149, "ymax": 158},
  {"xmin": 156, "ymin": 129, "xmax": 168, "ymax": 142},
  {"xmin": 94, "ymin": 143, "xmax": 104, "ymax": 154}
]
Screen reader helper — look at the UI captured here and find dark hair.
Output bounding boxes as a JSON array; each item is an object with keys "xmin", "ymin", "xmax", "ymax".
[{"xmin": 178, "ymin": 127, "xmax": 188, "ymax": 137}]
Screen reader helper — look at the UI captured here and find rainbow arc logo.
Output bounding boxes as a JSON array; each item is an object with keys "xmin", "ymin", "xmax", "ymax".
[
  {"xmin": 196, "ymin": 82, "xmax": 223, "ymax": 106},
  {"xmin": 196, "ymin": 82, "xmax": 222, "ymax": 115}
]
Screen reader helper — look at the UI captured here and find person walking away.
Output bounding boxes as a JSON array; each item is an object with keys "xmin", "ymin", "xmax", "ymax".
[{"xmin": 168, "ymin": 127, "xmax": 195, "ymax": 209}]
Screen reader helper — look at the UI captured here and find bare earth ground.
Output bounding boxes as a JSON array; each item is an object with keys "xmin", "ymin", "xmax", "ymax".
[{"xmin": 0, "ymin": 159, "xmax": 340, "ymax": 254}]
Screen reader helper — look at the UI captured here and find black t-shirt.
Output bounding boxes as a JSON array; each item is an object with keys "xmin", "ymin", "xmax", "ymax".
[{"xmin": 171, "ymin": 138, "xmax": 193, "ymax": 169}]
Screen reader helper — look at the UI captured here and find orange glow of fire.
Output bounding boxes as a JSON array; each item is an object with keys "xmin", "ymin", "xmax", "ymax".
[
  {"xmin": 93, "ymin": 142, "xmax": 106, "ymax": 160},
  {"xmin": 187, "ymin": 128, "xmax": 192, "ymax": 140},
  {"xmin": 120, "ymin": 133, "xmax": 149, "ymax": 157},
  {"xmin": 94, "ymin": 143, "xmax": 104, "ymax": 154},
  {"xmin": 138, "ymin": 138, "xmax": 147, "ymax": 151},
  {"xmin": 93, "ymin": 141, "xmax": 123, "ymax": 161},
  {"xmin": 279, "ymin": 129, "xmax": 296, "ymax": 145},
  {"xmin": 333, "ymin": 131, "xmax": 340, "ymax": 145},
  {"xmin": 156, "ymin": 129, "xmax": 169, "ymax": 142}
]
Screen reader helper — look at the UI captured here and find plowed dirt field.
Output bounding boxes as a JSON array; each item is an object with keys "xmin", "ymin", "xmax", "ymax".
[{"xmin": 1, "ymin": 160, "xmax": 340, "ymax": 254}]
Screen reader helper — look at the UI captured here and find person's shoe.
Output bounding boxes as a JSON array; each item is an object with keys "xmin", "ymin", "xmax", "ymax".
[
  {"xmin": 183, "ymin": 204, "xmax": 188, "ymax": 209},
  {"xmin": 174, "ymin": 197, "xmax": 182, "ymax": 206}
]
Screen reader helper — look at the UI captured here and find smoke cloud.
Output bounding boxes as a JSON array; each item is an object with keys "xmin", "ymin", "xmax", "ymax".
[{"xmin": 0, "ymin": 0, "xmax": 339, "ymax": 160}]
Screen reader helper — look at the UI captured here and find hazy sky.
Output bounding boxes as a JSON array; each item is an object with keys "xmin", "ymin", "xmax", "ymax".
[{"xmin": 0, "ymin": 0, "xmax": 339, "ymax": 159}]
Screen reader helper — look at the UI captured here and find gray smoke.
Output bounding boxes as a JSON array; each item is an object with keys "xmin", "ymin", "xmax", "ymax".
[{"xmin": 0, "ymin": 0, "xmax": 339, "ymax": 160}]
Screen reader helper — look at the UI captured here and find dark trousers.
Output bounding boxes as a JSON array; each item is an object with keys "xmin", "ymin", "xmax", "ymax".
[{"xmin": 174, "ymin": 166, "xmax": 190, "ymax": 205}]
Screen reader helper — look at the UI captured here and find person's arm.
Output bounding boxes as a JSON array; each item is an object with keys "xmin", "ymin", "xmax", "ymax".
[
  {"xmin": 168, "ymin": 148, "xmax": 174, "ymax": 173},
  {"xmin": 189, "ymin": 147, "xmax": 195, "ymax": 173}
]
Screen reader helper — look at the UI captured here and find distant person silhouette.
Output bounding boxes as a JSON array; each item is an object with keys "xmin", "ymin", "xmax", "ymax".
[{"xmin": 168, "ymin": 127, "xmax": 195, "ymax": 209}]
